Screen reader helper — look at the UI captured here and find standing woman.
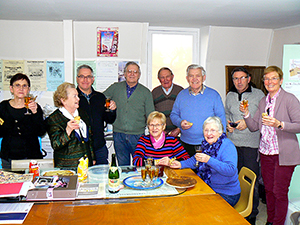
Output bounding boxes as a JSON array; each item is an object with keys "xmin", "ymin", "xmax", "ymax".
[
  {"xmin": 240, "ymin": 66, "xmax": 300, "ymax": 225},
  {"xmin": 0, "ymin": 73, "xmax": 46, "ymax": 169},
  {"xmin": 46, "ymin": 82, "xmax": 94, "ymax": 168}
]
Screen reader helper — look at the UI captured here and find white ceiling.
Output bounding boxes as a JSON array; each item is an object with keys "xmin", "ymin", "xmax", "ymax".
[{"xmin": 0, "ymin": 0, "xmax": 300, "ymax": 29}]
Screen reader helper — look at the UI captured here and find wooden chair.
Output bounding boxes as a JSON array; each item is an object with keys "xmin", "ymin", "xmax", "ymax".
[{"xmin": 234, "ymin": 167, "xmax": 257, "ymax": 217}]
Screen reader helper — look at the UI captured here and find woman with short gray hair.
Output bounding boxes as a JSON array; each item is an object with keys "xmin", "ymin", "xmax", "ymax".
[{"xmin": 171, "ymin": 116, "xmax": 240, "ymax": 206}]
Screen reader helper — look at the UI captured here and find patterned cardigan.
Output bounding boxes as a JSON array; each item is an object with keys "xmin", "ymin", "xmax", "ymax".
[{"xmin": 46, "ymin": 108, "xmax": 94, "ymax": 168}]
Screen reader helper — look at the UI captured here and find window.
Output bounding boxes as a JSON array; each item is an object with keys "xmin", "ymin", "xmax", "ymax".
[{"xmin": 148, "ymin": 27, "xmax": 200, "ymax": 89}]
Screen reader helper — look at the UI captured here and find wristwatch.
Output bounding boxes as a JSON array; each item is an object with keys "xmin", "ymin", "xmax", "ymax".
[{"xmin": 278, "ymin": 121, "xmax": 282, "ymax": 129}]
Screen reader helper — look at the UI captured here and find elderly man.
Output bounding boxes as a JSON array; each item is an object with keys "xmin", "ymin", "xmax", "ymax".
[
  {"xmin": 152, "ymin": 67, "xmax": 183, "ymax": 137},
  {"xmin": 170, "ymin": 64, "xmax": 226, "ymax": 157},
  {"xmin": 76, "ymin": 64, "xmax": 116, "ymax": 165},
  {"xmin": 104, "ymin": 61, "xmax": 154, "ymax": 166},
  {"xmin": 225, "ymin": 67, "xmax": 265, "ymax": 225}
]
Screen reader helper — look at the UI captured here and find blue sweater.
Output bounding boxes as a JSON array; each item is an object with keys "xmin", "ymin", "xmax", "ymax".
[
  {"xmin": 181, "ymin": 138, "xmax": 240, "ymax": 196},
  {"xmin": 170, "ymin": 86, "xmax": 226, "ymax": 145}
]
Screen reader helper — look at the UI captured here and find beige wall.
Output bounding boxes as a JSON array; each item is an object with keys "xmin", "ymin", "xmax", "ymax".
[
  {"xmin": 268, "ymin": 25, "xmax": 300, "ymax": 67},
  {"xmin": 203, "ymin": 26, "xmax": 273, "ymax": 101}
]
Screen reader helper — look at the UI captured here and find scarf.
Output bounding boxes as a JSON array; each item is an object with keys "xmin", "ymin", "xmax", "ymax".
[
  {"xmin": 150, "ymin": 132, "xmax": 165, "ymax": 149},
  {"xmin": 59, "ymin": 107, "xmax": 88, "ymax": 142},
  {"xmin": 198, "ymin": 133, "xmax": 227, "ymax": 185}
]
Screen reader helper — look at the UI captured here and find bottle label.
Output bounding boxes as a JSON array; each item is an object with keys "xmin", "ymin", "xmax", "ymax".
[{"xmin": 108, "ymin": 178, "xmax": 120, "ymax": 191}]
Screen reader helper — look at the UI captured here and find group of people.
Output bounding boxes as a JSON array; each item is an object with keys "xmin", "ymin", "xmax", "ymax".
[{"xmin": 1, "ymin": 62, "xmax": 299, "ymax": 225}]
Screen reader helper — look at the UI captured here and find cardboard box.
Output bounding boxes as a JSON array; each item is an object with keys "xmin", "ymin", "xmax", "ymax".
[{"xmin": 26, "ymin": 175, "xmax": 78, "ymax": 201}]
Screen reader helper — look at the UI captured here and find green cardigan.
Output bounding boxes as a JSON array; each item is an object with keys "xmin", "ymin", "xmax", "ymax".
[
  {"xmin": 46, "ymin": 108, "xmax": 94, "ymax": 168},
  {"xmin": 104, "ymin": 81, "xmax": 155, "ymax": 135}
]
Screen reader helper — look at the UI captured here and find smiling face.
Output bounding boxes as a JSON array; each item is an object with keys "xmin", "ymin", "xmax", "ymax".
[
  {"xmin": 232, "ymin": 71, "xmax": 250, "ymax": 94},
  {"xmin": 76, "ymin": 68, "xmax": 94, "ymax": 94},
  {"xmin": 158, "ymin": 69, "xmax": 174, "ymax": 91},
  {"xmin": 148, "ymin": 118, "xmax": 166, "ymax": 140},
  {"xmin": 263, "ymin": 71, "xmax": 283, "ymax": 97},
  {"xmin": 124, "ymin": 64, "xmax": 140, "ymax": 87},
  {"xmin": 61, "ymin": 88, "xmax": 80, "ymax": 114},
  {"xmin": 186, "ymin": 68, "xmax": 206, "ymax": 93},
  {"xmin": 204, "ymin": 123, "xmax": 221, "ymax": 145},
  {"xmin": 9, "ymin": 79, "xmax": 30, "ymax": 99}
]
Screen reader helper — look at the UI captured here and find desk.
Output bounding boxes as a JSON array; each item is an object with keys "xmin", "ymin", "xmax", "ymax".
[{"xmin": 21, "ymin": 169, "xmax": 246, "ymax": 224}]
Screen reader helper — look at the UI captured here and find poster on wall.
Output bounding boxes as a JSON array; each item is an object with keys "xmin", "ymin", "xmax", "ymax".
[
  {"xmin": 282, "ymin": 44, "xmax": 300, "ymax": 101},
  {"xmin": 97, "ymin": 27, "xmax": 119, "ymax": 57},
  {"xmin": 24, "ymin": 60, "xmax": 47, "ymax": 91},
  {"xmin": 46, "ymin": 61, "xmax": 65, "ymax": 91},
  {"xmin": 95, "ymin": 60, "xmax": 118, "ymax": 92},
  {"xmin": 2, "ymin": 60, "xmax": 24, "ymax": 91}
]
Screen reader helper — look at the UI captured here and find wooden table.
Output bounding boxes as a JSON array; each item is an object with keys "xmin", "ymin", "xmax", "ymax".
[
  {"xmin": 174, "ymin": 168, "xmax": 215, "ymax": 196},
  {"xmin": 24, "ymin": 194, "xmax": 248, "ymax": 224},
  {"xmin": 19, "ymin": 169, "xmax": 249, "ymax": 224}
]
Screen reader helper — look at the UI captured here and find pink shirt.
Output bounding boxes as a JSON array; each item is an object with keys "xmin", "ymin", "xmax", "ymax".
[{"xmin": 259, "ymin": 89, "xmax": 281, "ymax": 155}]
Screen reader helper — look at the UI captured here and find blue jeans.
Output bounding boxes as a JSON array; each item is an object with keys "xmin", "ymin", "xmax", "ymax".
[
  {"xmin": 113, "ymin": 132, "xmax": 142, "ymax": 166},
  {"xmin": 94, "ymin": 145, "xmax": 109, "ymax": 165},
  {"xmin": 218, "ymin": 192, "xmax": 240, "ymax": 207}
]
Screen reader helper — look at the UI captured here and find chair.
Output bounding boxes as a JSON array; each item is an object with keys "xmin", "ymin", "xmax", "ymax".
[{"xmin": 234, "ymin": 166, "xmax": 257, "ymax": 217}]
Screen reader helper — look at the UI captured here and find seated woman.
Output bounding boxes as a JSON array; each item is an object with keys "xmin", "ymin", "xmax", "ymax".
[
  {"xmin": 0, "ymin": 73, "xmax": 46, "ymax": 169},
  {"xmin": 171, "ymin": 116, "xmax": 240, "ymax": 206},
  {"xmin": 46, "ymin": 82, "xmax": 94, "ymax": 168},
  {"xmin": 133, "ymin": 111, "xmax": 189, "ymax": 166}
]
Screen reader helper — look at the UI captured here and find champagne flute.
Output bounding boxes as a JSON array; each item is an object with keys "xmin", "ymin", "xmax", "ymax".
[
  {"xmin": 24, "ymin": 94, "xmax": 34, "ymax": 115},
  {"xmin": 194, "ymin": 145, "xmax": 202, "ymax": 167},
  {"xmin": 149, "ymin": 167, "xmax": 155, "ymax": 186},
  {"xmin": 141, "ymin": 167, "xmax": 147, "ymax": 186},
  {"xmin": 105, "ymin": 98, "xmax": 111, "ymax": 112}
]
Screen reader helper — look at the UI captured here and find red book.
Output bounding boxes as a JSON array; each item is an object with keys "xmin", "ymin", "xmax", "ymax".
[{"xmin": 0, "ymin": 183, "xmax": 24, "ymax": 197}]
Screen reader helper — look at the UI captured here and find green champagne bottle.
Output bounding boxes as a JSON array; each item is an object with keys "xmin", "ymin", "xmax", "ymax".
[{"xmin": 108, "ymin": 153, "xmax": 120, "ymax": 193}]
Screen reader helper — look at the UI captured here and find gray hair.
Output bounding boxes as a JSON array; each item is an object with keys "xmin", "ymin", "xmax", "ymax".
[
  {"xmin": 186, "ymin": 64, "xmax": 206, "ymax": 76},
  {"xmin": 203, "ymin": 116, "xmax": 224, "ymax": 133},
  {"xmin": 77, "ymin": 64, "xmax": 94, "ymax": 76},
  {"xmin": 124, "ymin": 61, "xmax": 141, "ymax": 74}
]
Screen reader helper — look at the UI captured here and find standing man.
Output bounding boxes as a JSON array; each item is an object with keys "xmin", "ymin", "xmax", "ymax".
[
  {"xmin": 225, "ymin": 67, "xmax": 265, "ymax": 225},
  {"xmin": 152, "ymin": 67, "xmax": 183, "ymax": 137},
  {"xmin": 104, "ymin": 61, "xmax": 154, "ymax": 166},
  {"xmin": 170, "ymin": 64, "xmax": 226, "ymax": 157},
  {"xmin": 76, "ymin": 65, "xmax": 116, "ymax": 165}
]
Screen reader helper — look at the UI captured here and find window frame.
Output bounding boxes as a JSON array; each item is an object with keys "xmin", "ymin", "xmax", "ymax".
[{"xmin": 147, "ymin": 27, "xmax": 200, "ymax": 89}]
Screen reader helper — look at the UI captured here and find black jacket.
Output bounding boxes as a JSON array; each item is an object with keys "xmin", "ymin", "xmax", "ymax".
[
  {"xmin": 77, "ymin": 87, "xmax": 116, "ymax": 150},
  {"xmin": 0, "ymin": 100, "xmax": 46, "ymax": 160}
]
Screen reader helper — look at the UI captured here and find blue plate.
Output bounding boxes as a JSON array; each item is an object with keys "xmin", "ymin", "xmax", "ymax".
[{"xmin": 123, "ymin": 175, "xmax": 163, "ymax": 190}]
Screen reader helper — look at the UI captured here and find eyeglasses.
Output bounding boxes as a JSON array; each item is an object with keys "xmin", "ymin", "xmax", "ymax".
[
  {"xmin": 77, "ymin": 75, "xmax": 94, "ymax": 80},
  {"xmin": 13, "ymin": 84, "xmax": 29, "ymax": 89},
  {"xmin": 204, "ymin": 129, "xmax": 218, "ymax": 134},
  {"xmin": 232, "ymin": 76, "xmax": 248, "ymax": 81},
  {"xmin": 148, "ymin": 124, "xmax": 164, "ymax": 129},
  {"xmin": 263, "ymin": 77, "xmax": 280, "ymax": 82},
  {"xmin": 126, "ymin": 70, "xmax": 139, "ymax": 74}
]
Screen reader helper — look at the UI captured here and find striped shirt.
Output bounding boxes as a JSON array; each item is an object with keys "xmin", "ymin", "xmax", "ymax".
[
  {"xmin": 260, "ymin": 89, "xmax": 281, "ymax": 155},
  {"xmin": 133, "ymin": 135, "xmax": 190, "ymax": 166}
]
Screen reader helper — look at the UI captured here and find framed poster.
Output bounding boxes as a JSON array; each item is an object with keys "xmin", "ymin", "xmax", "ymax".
[{"xmin": 97, "ymin": 27, "xmax": 119, "ymax": 57}]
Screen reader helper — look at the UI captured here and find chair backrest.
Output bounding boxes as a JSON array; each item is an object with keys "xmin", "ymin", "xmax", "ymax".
[{"xmin": 234, "ymin": 166, "xmax": 257, "ymax": 217}]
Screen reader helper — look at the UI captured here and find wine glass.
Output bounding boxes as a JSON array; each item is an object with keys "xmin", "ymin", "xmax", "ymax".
[
  {"xmin": 105, "ymin": 98, "xmax": 111, "ymax": 112},
  {"xmin": 194, "ymin": 145, "xmax": 202, "ymax": 167},
  {"xmin": 24, "ymin": 94, "xmax": 34, "ymax": 115}
]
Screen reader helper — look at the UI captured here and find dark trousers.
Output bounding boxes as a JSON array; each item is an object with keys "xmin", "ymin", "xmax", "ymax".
[
  {"xmin": 236, "ymin": 146, "xmax": 259, "ymax": 218},
  {"xmin": 260, "ymin": 153, "xmax": 295, "ymax": 225},
  {"xmin": 180, "ymin": 140, "xmax": 197, "ymax": 157}
]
